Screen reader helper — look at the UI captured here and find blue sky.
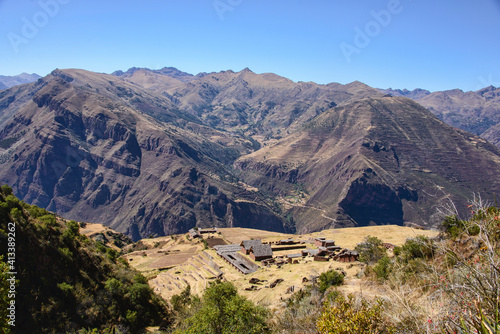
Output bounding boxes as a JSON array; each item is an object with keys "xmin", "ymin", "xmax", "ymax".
[{"xmin": 1, "ymin": 0, "xmax": 499, "ymax": 91}]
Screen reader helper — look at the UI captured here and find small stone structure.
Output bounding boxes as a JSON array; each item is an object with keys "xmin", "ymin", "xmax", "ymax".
[
  {"xmin": 314, "ymin": 255, "xmax": 329, "ymax": 262},
  {"xmin": 383, "ymin": 243, "xmax": 396, "ymax": 250},
  {"xmin": 333, "ymin": 249, "xmax": 359, "ymax": 263},
  {"xmin": 286, "ymin": 253, "xmax": 302, "ymax": 263},
  {"xmin": 199, "ymin": 227, "xmax": 218, "ymax": 234},
  {"xmin": 278, "ymin": 238, "xmax": 296, "ymax": 245},
  {"xmin": 188, "ymin": 227, "xmax": 217, "ymax": 239},
  {"xmin": 269, "ymin": 278, "xmax": 284, "ymax": 288},
  {"xmin": 213, "ymin": 244, "xmax": 258, "ymax": 274},
  {"xmin": 314, "ymin": 237, "xmax": 336, "ymax": 248},
  {"xmin": 188, "ymin": 228, "xmax": 201, "ymax": 238},
  {"xmin": 302, "ymin": 249, "xmax": 320, "ymax": 257},
  {"xmin": 249, "ymin": 244, "xmax": 273, "ymax": 261},
  {"xmin": 240, "ymin": 240, "xmax": 263, "ymax": 255}
]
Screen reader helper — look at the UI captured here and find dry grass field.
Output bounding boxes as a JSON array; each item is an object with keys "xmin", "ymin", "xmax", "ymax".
[
  {"xmin": 119, "ymin": 225, "xmax": 439, "ymax": 309},
  {"xmin": 80, "ymin": 222, "xmax": 111, "ymax": 237}
]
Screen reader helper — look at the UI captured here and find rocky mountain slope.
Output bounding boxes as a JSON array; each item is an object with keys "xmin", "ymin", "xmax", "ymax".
[
  {"xmin": 380, "ymin": 86, "xmax": 500, "ymax": 148},
  {"xmin": 0, "ymin": 69, "xmax": 289, "ymax": 240},
  {"xmin": 236, "ymin": 96, "xmax": 500, "ymax": 232},
  {"xmin": 1, "ymin": 67, "xmax": 500, "ymax": 239}
]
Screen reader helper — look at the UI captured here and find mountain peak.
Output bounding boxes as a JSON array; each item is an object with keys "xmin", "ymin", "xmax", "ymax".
[
  {"xmin": 112, "ymin": 66, "xmax": 194, "ymax": 82},
  {"xmin": 476, "ymin": 85, "xmax": 497, "ymax": 93}
]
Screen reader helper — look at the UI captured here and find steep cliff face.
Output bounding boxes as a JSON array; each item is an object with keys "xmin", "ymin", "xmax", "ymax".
[
  {"xmin": 0, "ymin": 69, "xmax": 288, "ymax": 240},
  {"xmin": 236, "ymin": 96, "xmax": 500, "ymax": 232}
]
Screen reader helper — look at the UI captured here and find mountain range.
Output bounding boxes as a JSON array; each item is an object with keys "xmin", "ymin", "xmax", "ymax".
[
  {"xmin": 0, "ymin": 67, "xmax": 499, "ymax": 240},
  {"xmin": 0, "ymin": 72, "xmax": 41, "ymax": 90}
]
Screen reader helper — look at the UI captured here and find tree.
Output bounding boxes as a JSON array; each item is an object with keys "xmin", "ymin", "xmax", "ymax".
[
  {"xmin": 355, "ymin": 236, "xmax": 387, "ymax": 264},
  {"xmin": 181, "ymin": 281, "xmax": 269, "ymax": 334}
]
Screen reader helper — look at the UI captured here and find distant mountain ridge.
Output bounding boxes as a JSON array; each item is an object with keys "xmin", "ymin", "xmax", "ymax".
[
  {"xmin": 379, "ymin": 87, "xmax": 431, "ymax": 100},
  {"xmin": 112, "ymin": 66, "xmax": 195, "ymax": 82},
  {"xmin": 113, "ymin": 68, "xmax": 500, "ymax": 149},
  {"xmin": 0, "ymin": 72, "xmax": 41, "ymax": 89}
]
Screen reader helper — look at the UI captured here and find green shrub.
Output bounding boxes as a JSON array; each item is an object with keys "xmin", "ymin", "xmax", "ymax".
[
  {"xmin": 67, "ymin": 220, "xmax": 80, "ymax": 236},
  {"xmin": 373, "ymin": 256, "xmax": 392, "ymax": 281},
  {"xmin": 104, "ymin": 278, "xmax": 123, "ymax": 296},
  {"xmin": 4, "ymin": 195, "xmax": 19, "ymax": 210},
  {"xmin": 105, "ymin": 248, "xmax": 118, "ymax": 262},
  {"xmin": 57, "ymin": 282, "xmax": 75, "ymax": 299},
  {"xmin": 27, "ymin": 205, "xmax": 50, "ymax": 219},
  {"xmin": 399, "ymin": 236, "xmax": 434, "ymax": 262},
  {"xmin": 38, "ymin": 214, "xmax": 58, "ymax": 227},
  {"xmin": 318, "ymin": 269, "xmax": 344, "ymax": 293},
  {"xmin": 171, "ymin": 285, "xmax": 195, "ymax": 314},
  {"xmin": 393, "ymin": 246, "xmax": 401, "ymax": 257},
  {"xmin": 95, "ymin": 242, "xmax": 107, "ymax": 253},
  {"xmin": 125, "ymin": 309, "xmax": 138, "ymax": 328},
  {"xmin": 133, "ymin": 273, "xmax": 147, "ymax": 285},
  {"xmin": 443, "ymin": 215, "xmax": 480, "ymax": 237},
  {"xmin": 273, "ymin": 286, "xmax": 322, "ymax": 333},
  {"xmin": 58, "ymin": 247, "xmax": 74, "ymax": 261},
  {"xmin": 127, "ymin": 282, "xmax": 151, "ymax": 305},
  {"xmin": 10, "ymin": 207, "xmax": 25, "ymax": 223},
  {"xmin": 1, "ymin": 185, "xmax": 13, "ymax": 196},
  {"xmin": 0, "ymin": 202, "xmax": 9, "ymax": 222}
]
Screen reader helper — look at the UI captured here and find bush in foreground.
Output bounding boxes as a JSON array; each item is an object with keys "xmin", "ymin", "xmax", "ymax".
[
  {"xmin": 317, "ymin": 291, "xmax": 393, "ymax": 334},
  {"xmin": 177, "ymin": 280, "xmax": 269, "ymax": 334}
]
